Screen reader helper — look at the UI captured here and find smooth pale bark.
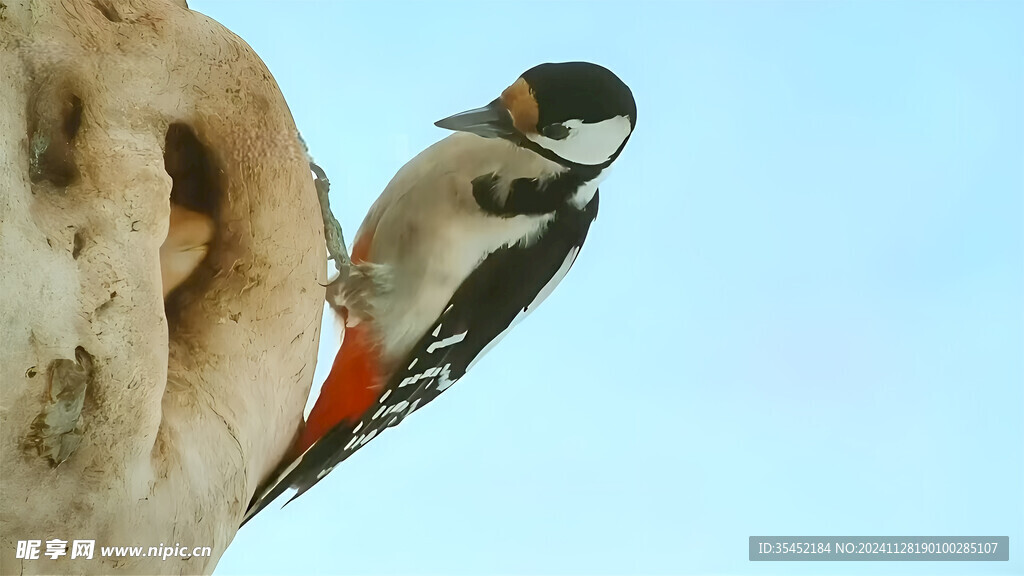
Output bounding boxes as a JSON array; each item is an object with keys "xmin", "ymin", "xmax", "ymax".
[{"xmin": 0, "ymin": 0, "xmax": 325, "ymax": 573}]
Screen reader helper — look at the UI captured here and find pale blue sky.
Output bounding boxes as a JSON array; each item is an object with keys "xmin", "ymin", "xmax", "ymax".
[{"xmin": 196, "ymin": 1, "xmax": 1023, "ymax": 574}]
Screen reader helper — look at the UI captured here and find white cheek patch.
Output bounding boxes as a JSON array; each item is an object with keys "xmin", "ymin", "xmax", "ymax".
[{"xmin": 527, "ymin": 115, "xmax": 632, "ymax": 166}]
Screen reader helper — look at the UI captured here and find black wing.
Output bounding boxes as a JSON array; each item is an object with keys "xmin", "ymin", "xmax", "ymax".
[{"xmin": 242, "ymin": 193, "xmax": 598, "ymax": 525}]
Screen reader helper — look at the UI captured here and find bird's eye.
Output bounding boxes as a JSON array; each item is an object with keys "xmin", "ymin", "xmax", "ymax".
[{"xmin": 541, "ymin": 123, "xmax": 570, "ymax": 140}]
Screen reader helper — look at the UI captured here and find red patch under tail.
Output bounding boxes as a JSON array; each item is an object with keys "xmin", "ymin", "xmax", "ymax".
[{"xmin": 295, "ymin": 323, "xmax": 382, "ymax": 455}]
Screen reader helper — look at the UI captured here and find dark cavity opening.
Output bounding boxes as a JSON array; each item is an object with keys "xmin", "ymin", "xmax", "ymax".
[
  {"xmin": 64, "ymin": 95, "xmax": 83, "ymax": 140},
  {"xmin": 72, "ymin": 230, "xmax": 85, "ymax": 259},
  {"xmin": 164, "ymin": 124, "xmax": 220, "ymax": 217},
  {"xmin": 92, "ymin": 0, "xmax": 122, "ymax": 22},
  {"xmin": 29, "ymin": 94, "xmax": 83, "ymax": 188},
  {"xmin": 162, "ymin": 123, "xmax": 221, "ymax": 320}
]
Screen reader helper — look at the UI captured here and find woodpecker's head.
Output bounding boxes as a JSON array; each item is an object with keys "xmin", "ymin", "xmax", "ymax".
[{"xmin": 435, "ymin": 62, "xmax": 636, "ymax": 169}]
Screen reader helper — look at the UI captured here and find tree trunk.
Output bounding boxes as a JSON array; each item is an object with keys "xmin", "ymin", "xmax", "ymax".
[{"xmin": 0, "ymin": 0, "xmax": 325, "ymax": 573}]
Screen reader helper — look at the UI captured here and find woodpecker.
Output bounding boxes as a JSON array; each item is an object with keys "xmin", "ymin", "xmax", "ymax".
[{"xmin": 242, "ymin": 61, "xmax": 636, "ymax": 524}]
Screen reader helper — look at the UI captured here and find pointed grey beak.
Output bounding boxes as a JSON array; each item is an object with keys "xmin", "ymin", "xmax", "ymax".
[{"xmin": 434, "ymin": 98, "xmax": 516, "ymax": 139}]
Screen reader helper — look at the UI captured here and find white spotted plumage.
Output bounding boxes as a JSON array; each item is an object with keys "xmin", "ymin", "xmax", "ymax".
[{"xmin": 426, "ymin": 331, "xmax": 467, "ymax": 353}]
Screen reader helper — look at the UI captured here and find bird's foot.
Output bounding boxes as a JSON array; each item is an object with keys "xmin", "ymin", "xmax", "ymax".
[{"xmin": 326, "ymin": 262, "xmax": 392, "ymax": 326}]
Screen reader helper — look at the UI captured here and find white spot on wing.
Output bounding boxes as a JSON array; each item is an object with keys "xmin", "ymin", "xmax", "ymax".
[
  {"xmin": 408, "ymin": 358, "xmax": 418, "ymax": 370},
  {"xmin": 359, "ymin": 429, "xmax": 378, "ymax": 446},
  {"xmin": 426, "ymin": 330, "xmax": 467, "ymax": 353},
  {"xmin": 379, "ymin": 389, "xmax": 392, "ymax": 403},
  {"xmin": 431, "ymin": 324, "xmax": 442, "ymax": 337},
  {"xmin": 398, "ymin": 363, "xmax": 446, "ymax": 388},
  {"xmin": 436, "ymin": 364, "xmax": 456, "ymax": 392}
]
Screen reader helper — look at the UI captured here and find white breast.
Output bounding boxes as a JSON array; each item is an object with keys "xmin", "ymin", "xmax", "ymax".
[{"xmin": 358, "ymin": 133, "xmax": 565, "ymax": 365}]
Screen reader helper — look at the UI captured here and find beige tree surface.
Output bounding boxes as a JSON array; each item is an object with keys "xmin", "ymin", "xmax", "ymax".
[{"xmin": 0, "ymin": 0, "xmax": 327, "ymax": 573}]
